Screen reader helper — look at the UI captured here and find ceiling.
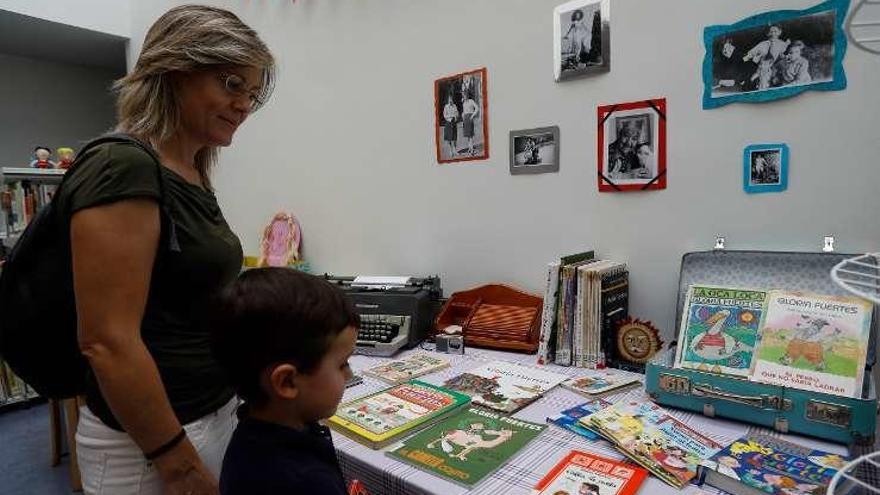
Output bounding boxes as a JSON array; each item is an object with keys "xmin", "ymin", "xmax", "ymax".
[{"xmin": 0, "ymin": 9, "xmax": 127, "ymax": 74}]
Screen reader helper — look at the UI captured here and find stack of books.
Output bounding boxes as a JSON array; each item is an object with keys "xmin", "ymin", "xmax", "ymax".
[
  {"xmin": 536, "ymin": 250, "xmax": 629, "ymax": 369},
  {"xmin": 327, "ymin": 380, "xmax": 470, "ymax": 449}
]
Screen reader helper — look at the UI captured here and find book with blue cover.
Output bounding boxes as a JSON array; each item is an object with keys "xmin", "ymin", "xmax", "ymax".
[
  {"xmin": 701, "ymin": 433, "xmax": 848, "ymax": 495},
  {"xmin": 546, "ymin": 399, "xmax": 612, "ymax": 440}
]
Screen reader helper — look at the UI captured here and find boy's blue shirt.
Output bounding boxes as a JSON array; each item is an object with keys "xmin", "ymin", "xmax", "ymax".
[{"xmin": 220, "ymin": 415, "xmax": 347, "ymax": 495}]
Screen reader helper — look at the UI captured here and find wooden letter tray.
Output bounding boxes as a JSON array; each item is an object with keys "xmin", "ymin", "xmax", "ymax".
[{"xmin": 434, "ymin": 284, "xmax": 542, "ymax": 353}]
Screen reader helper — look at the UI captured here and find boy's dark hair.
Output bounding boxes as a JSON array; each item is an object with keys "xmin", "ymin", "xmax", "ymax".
[{"xmin": 211, "ymin": 268, "xmax": 360, "ymax": 406}]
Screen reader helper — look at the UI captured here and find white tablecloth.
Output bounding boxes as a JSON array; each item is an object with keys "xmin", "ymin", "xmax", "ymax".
[{"xmin": 335, "ymin": 347, "xmax": 851, "ymax": 495}]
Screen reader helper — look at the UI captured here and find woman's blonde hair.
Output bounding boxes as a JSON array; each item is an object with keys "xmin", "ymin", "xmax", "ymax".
[{"xmin": 114, "ymin": 5, "xmax": 275, "ymax": 186}]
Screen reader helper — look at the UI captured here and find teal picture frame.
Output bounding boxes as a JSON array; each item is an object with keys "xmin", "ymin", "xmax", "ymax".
[
  {"xmin": 744, "ymin": 143, "xmax": 789, "ymax": 194},
  {"xmin": 703, "ymin": 0, "xmax": 849, "ymax": 109}
]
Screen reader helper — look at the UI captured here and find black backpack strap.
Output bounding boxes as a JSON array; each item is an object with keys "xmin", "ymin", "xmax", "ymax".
[{"xmin": 65, "ymin": 133, "xmax": 181, "ymax": 253}]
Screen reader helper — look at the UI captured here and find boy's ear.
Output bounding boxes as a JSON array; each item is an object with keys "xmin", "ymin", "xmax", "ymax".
[{"xmin": 264, "ymin": 363, "xmax": 299, "ymax": 400}]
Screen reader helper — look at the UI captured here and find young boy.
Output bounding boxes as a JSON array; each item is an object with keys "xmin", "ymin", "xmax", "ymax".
[{"xmin": 212, "ymin": 268, "xmax": 360, "ymax": 495}]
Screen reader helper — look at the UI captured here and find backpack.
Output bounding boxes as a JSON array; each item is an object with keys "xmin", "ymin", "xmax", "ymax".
[{"xmin": 0, "ymin": 134, "xmax": 178, "ymax": 399}]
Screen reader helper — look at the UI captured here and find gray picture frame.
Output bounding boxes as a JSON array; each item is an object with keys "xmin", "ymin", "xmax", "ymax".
[
  {"xmin": 554, "ymin": 0, "xmax": 611, "ymax": 82},
  {"xmin": 509, "ymin": 126, "xmax": 560, "ymax": 175}
]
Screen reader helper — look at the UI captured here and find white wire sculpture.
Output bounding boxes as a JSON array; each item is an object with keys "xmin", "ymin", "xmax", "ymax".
[
  {"xmin": 847, "ymin": 0, "xmax": 880, "ymax": 55},
  {"xmin": 829, "ymin": 450, "xmax": 880, "ymax": 495},
  {"xmin": 831, "ymin": 253, "xmax": 880, "ymax": 305}
]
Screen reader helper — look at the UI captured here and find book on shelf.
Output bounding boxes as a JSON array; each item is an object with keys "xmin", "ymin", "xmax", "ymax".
[
  {"xmin": 577, "ymin": 261, "xmax": 627, "ymax": 369},
  {"xmin": 700, "ymin": 434, "xmax": 849, "ymax": 495},
  {"xmin": 532, "ymin": 450, "xmax": 648, "ymax": 495},
  {"xmin": 561, "ymin": 369, "xmax": 641, "ymax": 397},
  {"xmin": 586, "ymin": 400, "xmax": 724, "ymax": 488},
  {"xmin": 327, "ymin": 380, "xmax": 470, "ymax": 449},
  {"xmin": 362, "ymin": 354, "xmax": 450, "ymax": 384},
  {"xmin": 750, "ymin": 290, "xmax": 873, "ymax": 398},
  {"xmin": 674, "ymin": 285, "xmax": 768, "ymax": 378},
  {"xmin": 387, "ymin": 406, "xmax": 546, "ymax": 488},
  {"xmin": 546, "ymin": 399, "xmax": 611, "ymax": 440},
  {"xmin": 1, "ymin": 181, "xmax": 57, "ymax": 234},
  {"xmin": 537, "ymin": 250, "xmax": 595, "ymax": 366},
  {"xmin": 442, "ymin": 360, "xmax": 566, "ymax": 413}
]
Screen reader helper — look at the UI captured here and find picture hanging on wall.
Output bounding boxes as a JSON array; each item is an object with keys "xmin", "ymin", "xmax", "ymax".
[
  {"xmin": 743, "ymin": 143, "xmax": 789, "ymax": 194},
  {"xmin": 553, "ymin": 0, "xmax": 610, "ymax": 81},
  {"xmin": 435, "ymin": 68, "xmax": 489, "ymax": 164},
  {"xmin": 702, "ymin": 0, "xmax": 849, "ymax": 109},
  {"xmin": 509, "ymin": 126, "xmax": 560, "ymax": 175},
  {"xmin": 597, "ymin": 98, "xmax": 666, "ymax": 192}
]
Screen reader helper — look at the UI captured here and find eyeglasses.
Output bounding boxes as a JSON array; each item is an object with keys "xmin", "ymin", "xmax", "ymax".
[{"xmin": 217, "ymin": 72, "xmax": 264, "ymax": 112}]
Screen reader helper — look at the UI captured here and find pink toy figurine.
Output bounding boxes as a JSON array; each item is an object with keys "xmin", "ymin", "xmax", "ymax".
[{"xmin": 257, "ymin": 212, "xmax": 302, "ymax": 267}]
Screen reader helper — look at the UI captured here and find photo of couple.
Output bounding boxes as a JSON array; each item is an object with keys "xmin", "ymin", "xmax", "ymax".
[{"xmin": 435, "ymin": 69, "xmax": 488, "ymax": 163}]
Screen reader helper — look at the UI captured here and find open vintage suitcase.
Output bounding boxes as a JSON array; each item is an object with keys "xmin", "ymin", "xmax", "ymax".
[{"xmin": 645, "ymin": 250, "xmax": 878, "ymax": 446}]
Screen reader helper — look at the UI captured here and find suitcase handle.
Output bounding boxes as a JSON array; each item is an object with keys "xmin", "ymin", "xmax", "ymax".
[{"xmin": 692, "ymin": 383, "xmax": 790, "ymax": 410}]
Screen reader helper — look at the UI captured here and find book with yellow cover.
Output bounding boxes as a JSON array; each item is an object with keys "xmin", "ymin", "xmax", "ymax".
[
  {"xmin": 586, "ymin": 400, "xmax": 723, "ymax": 488},
  {"xmin": 328, "ymin": 380, "xmax": 470, "ymax": 449}
]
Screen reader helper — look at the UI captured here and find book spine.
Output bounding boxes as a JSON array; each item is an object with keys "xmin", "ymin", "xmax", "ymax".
[
  {"xmin": 537, "ymin": 262, "xmax": 561, "ymax": 364},
  {"xmin": 555, "ymin": 267, "xmax": 572, "ymax": 366},
  {"xmin": 574, "ymin": 267, "xmax": 587, "ymax": 367},
  {"xmin": 601, "ymin": 273, "xmax": 629, "ymax": 367}
]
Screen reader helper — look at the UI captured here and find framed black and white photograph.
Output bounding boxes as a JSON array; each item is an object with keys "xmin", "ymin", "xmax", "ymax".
[
  {"xmin": 509, "ymin": 126, "xmax": 559, "ymax": 175},
  {"xmin": 553, "ymin": 0, "xmax": 610, "ymax": 82},
  {"xmin": 434, "ymin": 68, "xmax": 489, "ymax": 164},
  {"xmin": 597, "ymin": 99, "xmax": 666, "ymax": 192},
  {"xmin": 703, "ymin": 0, "xmax": 849, "ymax": 109},
  {"xmin": 743, "ymin": 143, "xmax": 789, "ymax": 194}
]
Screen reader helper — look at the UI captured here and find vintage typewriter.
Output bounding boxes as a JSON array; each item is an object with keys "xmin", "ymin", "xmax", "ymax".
[{"xmin": 323, "ymin": 275, "xmax": 442, "ymax": 357}]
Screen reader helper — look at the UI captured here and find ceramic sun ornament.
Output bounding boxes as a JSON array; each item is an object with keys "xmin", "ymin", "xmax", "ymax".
[{"xmin": 257, "ymin": 212, "xmax": 302, "ymax": 267}]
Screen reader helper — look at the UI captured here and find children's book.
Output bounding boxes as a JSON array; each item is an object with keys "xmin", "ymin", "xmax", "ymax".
[
  {"xmin": 701, "ymin": 434, "xmax": 848, "ymax": 495},
  {"xmin": 547, "ymin": 399, "xmax": 612, "ymax": 440},
  {"xmin": 675, "ymin": 285, "xmax": 768, "ymax": 377},
  {"xmin": 362, "ymin": 354, "xmax": 450, "ymax": 384},
  {"xmin": 442, "ymin": 361, "xmax": 567, "ymax": 413},
  {"xmin": 587, "ymin": 401, "xmax": 723, "ymax": 488},
  {"xmin": 561, "ymin": 369, "xmax": 641, "ymax": 397},
  {"xmin": 387, "ymin": 406, "xmax": 546, "ymax": 487},
  {"xmin": 328, "ymin": 380, "xmax": 470, "ymax": 449},
  {"xmin": 751, "ymin": 290, "xmax": 874, "ymax": 398},
  {"xmin": 532, "ymin": 450, "xmax": 648, "ymax": 495}
]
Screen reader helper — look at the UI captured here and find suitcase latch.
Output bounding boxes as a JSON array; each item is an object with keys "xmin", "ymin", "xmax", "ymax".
[
  {"xmin": 692, "ymin": 383, "xmax": 785, "ymax": 410},
  {"xmin": 805, "ymin": 400, "xmax": 851, "ymax": 428},
  {"xmin": 658, "ymin": 374, "xmax": 691, "ymax": 395}
]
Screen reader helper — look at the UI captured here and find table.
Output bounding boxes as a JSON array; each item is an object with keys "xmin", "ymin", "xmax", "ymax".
[{"xmin": 335, "ymin": 347, "xmax": 852, "ymax": 495}]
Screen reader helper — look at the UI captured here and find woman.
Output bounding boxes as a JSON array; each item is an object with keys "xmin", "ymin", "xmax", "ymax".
[
  {"xmin": 461, "ymin": 93, "xmax": 479, "ymax": 156},
  {"xmin": 442, "ymin": 94, "xmax": 459, "ymax": 158},
  {"xmin": 562, "ymin": 9, "xmax": 590, "ymax": 69},
  {"xmin": 60, "ymin": 6, "xmax": 274, "ymax": 494}
]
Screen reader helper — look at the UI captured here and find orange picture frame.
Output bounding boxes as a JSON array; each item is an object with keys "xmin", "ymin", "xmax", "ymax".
[{"xmin": 434, "ymin": 67, "xmax": 490, "ymax": 164}]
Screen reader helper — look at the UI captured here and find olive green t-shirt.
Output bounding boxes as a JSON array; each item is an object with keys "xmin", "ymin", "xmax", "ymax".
[{"xmin": 56, "ymin": 141, "xmax": 242, "ymax": 431}]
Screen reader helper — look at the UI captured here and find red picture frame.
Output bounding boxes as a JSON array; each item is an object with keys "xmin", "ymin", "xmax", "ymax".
[
  {"xmin": 434, "ymin": 67, "xmax": 490, "ymax": 164},
  {"xmin": 597, "ymin": 98, "xmax": 666, "ymax": 192}
]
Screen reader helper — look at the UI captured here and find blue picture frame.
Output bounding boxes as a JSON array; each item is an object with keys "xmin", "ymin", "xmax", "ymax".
[
  {"xmin": 743, "ymin": 143, "xmax": 789, "ymax": 194},
  {"xmin": 703, "ymin": 0, "xmax": 849, "ymax": 109}
]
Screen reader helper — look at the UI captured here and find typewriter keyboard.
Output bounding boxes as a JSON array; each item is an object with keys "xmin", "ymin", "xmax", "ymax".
[{"xmin": 358, "ymin": 314, "xmax": 406, "ymax": 343}]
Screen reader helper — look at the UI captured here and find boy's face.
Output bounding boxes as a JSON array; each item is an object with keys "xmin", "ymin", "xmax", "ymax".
[{"xmin": 294, "ymin": 326, "xmax": 357, "ymax": 422}]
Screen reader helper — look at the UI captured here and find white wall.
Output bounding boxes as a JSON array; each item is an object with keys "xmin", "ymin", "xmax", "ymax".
[
  {"xmin": 0, "ymin": 54, "xmax": 118, "ymax": 166},
  {"xmin": 1, "ymin": 0, "xmax": 130, "ymax": 37},
  {"xmin": 128, "ymin": 0, "xmax": 880, "ymax": 341}
]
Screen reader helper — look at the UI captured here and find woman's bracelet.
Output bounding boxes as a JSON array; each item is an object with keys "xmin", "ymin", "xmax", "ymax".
[{"xmin": 144, "ymin": 429, "xmax": 187, "ymax": 461}]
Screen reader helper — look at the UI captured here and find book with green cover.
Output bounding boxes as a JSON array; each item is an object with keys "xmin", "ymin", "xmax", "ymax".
[
  {"xmin": 387, "ymin": 406, "xmax": 547, "ymax": 487},
  {"xmin": 328, "ymin": 380, "xmax": 470, "ymax": 449},
  {"xmin": 674, "ymin": 285, "xmax": 768, "ymax": 377}
]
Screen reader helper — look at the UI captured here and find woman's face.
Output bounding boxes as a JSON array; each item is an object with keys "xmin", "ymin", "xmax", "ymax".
[
  {"xmin": 637, "ymin": 145, "xmax": 652, "ymax": 166},
  {"xmin": 768, "ymin": 26, "xmax": 781, "ymax": 39},
  {"xmin": 176, "ymin": 65, "xmax": 262, "ymax": 147},
  {"xmin": 722, "ymin": 42, "xmax": 735, "ymax": 58}
]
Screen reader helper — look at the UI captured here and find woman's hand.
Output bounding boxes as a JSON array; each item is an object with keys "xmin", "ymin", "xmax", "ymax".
[{"xmin": 154, "ymin": 440, "xmax": 219, "ymax": 495}]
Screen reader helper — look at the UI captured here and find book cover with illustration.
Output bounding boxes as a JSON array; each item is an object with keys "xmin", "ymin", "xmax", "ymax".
[
  {"xmin": 547, "ymin": 399, "xmax": 612, "ymax": 440},
  {"xmin": 362, "ymin": 354, "xmax": 450, "ymax": 384},
  {"xmin": 532, "ymin": 450, "xmax": 648, "ymax": 495},
  {"xmin": 675, "ymin": 285, "xmax": 768, "ymax": 377},
  {"xmin": 387, "ymin": 406, "xmax": 546, "ymax": 487},
  {"xmin": 442, "ymin": 361, "xmax": 567, "ymax": 413},
  {"xmin": 751, "ymin": 290, "xmax": 873, "ymax": 398},
  {"xmin": 587, "ymin": 401, "xmax": 723, "ymax": 488},
  {"xmin": 561, "ymin": 369, "xmax": 641, "ymax": 397},
  {"xmin": 328, "ymin": 380, "xmax": 470, "ymax": 448},
  {"xmin": 701, "ymin": 434, "xmax": 848, "ymax": 495}
]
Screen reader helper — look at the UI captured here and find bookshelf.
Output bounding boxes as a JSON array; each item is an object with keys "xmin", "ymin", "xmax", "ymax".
[{"xmin": 0, "ymin": 167, "xmax": 65, "ymax": 410}]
